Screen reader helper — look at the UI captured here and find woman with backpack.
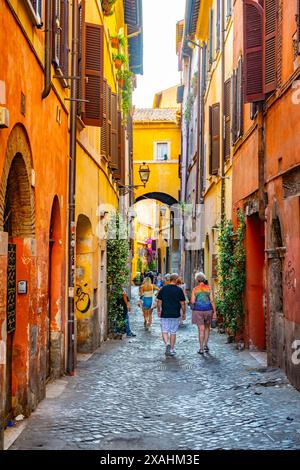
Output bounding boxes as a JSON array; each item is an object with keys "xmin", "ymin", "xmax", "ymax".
[{"xmin": 190, "ymin": 272, "xmax": 217, "ymax": 355}]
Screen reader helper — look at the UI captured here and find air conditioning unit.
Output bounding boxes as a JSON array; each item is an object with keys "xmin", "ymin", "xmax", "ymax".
[{"xmin": 0, "ymin": 107, "xmax": 9, "ymax": 128}]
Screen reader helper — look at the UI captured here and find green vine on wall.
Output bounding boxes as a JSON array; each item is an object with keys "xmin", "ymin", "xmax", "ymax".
[
  {"xmin": 121, "ymin": 70, "xmax": 134, "ymax": 121},
  {"xmin": 216, "ymin": 209, "xmax": 246, "ymax": 338},
  {"xmin": 184, "ymin": 93, "xmax": 194, "ymax": 125},
  {"xmin": 106, "ymin": 211, "xmax": 130, "ymax": 334}
]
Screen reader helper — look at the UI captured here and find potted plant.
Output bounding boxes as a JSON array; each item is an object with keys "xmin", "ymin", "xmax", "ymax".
[
  {"xmin": 113, "ymin": 52, "xmax": 127, "ymax": 69},
  {"xmin": 116, "ymin": 70, "xmax": 124, "ymax": 87},
  {"xmin": 101, "ymin": 0, "xmax": 117, "ymax": 16},
  {"xmin": 111, "ymin": 33, "xmax": 127, "ymax": 50},
  {"xmin": 111, "ymin": 35, "xmax": 119, "ymax": 49}
]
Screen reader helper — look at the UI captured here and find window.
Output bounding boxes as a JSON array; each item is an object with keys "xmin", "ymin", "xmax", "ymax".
[
  {"xmin": 243, "ymin": 0, "xmax": 278, "ymax": 103},
  {"xmin": 224, "ymin": 78, "xmax": 231, "ymax": 159},
  {"xmin": 232, "ymin": 59, "xmax": 244, "ymax": 144},
  {"xmin": 25, "ymin": 0, "xmax": 43, "ymax": 25},
  {"xmin": 209, "ymin": 103, "xmax": 220, "ymax": 175},
  {"xmin": 78, "ymin": 0, "xmax": 104, "ymax": 127},
  {"xmin": 52, "ymin": 0, "xmax": 69, "ymax": 81},
  {"xmin": 155, "ymin": 142, "xmax": 169, "ymax": 161},
  {"xmin": 226, "ymin": 0, "xmax": 232, "ymax": 19},
  {"xmin": 216, "ymin": 0, "xmax": 221, "ymax": 53}
]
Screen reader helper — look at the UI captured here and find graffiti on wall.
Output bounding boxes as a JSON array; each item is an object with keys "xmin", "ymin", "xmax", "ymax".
[
  {"xmin": 76, "ymin": 283, "xmax": 91, "ymax": 314},
  {"xmin": 284, "ymin": 260, "xmax": 296, "ymax": 293}
]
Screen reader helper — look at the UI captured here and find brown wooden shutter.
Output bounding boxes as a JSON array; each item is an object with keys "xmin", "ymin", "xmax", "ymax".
[
  {"xmin": 224, "ymin": 78, "xmax": 231, "ymax": 160},
  {"xmin": 107, "ymin": 86, "xmax": 112, "ymax": 160},
  {"xmin": 77, "ymin": 0, "xmax": 86, "ymax": 115},
  {"xmin": 264, "ymin": 0, "xmax": 278, "ymax": 93},
  {"xmin": 237, "ymin": 59, "xmax": 244, "ymax": 138},
  {"xmin": 111, "ymin": 93, "xmax": 118, "ymax": 169},
  {"xmin": 209, "ymin": 103, "xmax": 220, "ymax": 175},
  {"xmin": 82, "ymin": 23, "xmax": 104, "ymax": 127},
  {"xmin": 243, "ymin": 0, "xmax": 265, "ymax": 102},
  {"xmin": 52, "ymin": 0, "xmax": 61, "ymax": 66},
  {"xmin": 101, "ymin": 80, "xmax": 108, "ymax": 156},
  {"xmin": 59, "ymin": 0, "xmax": 69, "ymax": 78},
  {"xmin": 231, "ymin": 71, "xmax": 237, "ymax": 144}
]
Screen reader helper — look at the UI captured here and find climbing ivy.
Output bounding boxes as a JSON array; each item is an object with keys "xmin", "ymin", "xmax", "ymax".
[
  {"xmin": 216, "ymin": 209, "xmax": 246, "ymax": 338},
  {"xmin": 184, "ymin": 93, "xmax": 194, "ymax": 124},
  {"xmin": 106, "ymin": 211, "xmax": 130, "ymax": 334}
]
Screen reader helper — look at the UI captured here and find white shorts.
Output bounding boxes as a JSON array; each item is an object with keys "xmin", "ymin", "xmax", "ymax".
[{"xmin": 160, "ymin": 318, "xmax": 180, "ymax": 335}]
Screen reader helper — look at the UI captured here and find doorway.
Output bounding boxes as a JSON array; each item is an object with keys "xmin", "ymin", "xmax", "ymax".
[
  {"xmin": 47, "ymin": 196, "xmax": 62, "ymax": 379},
  {"xmin": 246, "ymin": 214, "xmax": 266, "ymax": 350}
]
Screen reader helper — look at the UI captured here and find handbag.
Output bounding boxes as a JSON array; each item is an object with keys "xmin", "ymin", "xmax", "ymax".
[{"xmin": 211, "ymin": 318, "xmax": 217, "ymax": 328}]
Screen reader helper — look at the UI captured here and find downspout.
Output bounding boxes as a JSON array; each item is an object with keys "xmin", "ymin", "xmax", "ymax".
[
  {"xmin": 42, "ymin": 0, "xmax": 52, "ymax": 99},
  {"xmin": 258, "ymin": 102, "xmax": 266, "ymax": 221},
  {"xmin": 194, "ymin": 43, "xmax": 202, "ymax": 269},
  {"xmin": 67, "ymin": 0, "xmax": 79, "ymax": 375},
  {"xmin": 220, "ymin": 0, "xmax": 226, "ymax": 225}
]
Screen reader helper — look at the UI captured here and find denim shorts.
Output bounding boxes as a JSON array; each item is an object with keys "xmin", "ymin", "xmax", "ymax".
[{"xmin": 160, "ymin": 317, "xmax": 180, "ymax": 334}]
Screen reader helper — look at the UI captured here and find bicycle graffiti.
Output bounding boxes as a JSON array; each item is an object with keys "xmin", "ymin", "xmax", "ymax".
[{"xmin": 76, "ymin": 283, "xmax": 91, "ymax": 314}]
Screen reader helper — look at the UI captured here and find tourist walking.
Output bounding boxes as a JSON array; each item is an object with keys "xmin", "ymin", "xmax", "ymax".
[
  {"xmin": 190, "ymin": 272, "xmax": 217, "ymax": 354},
  {"xmin": 156, "ymin": 273, "xmax": 186, "ymax": 356},
  {"xmin": 176, "ymin": 276, "xmax": 188, "ymax": 326},
  {"xmin": 119, "ymin": 288, "xmax": 136, "ymax": 337},
  {"xmin": 139, "ymin": 277, "xmax": 159, "ymax": 329}
]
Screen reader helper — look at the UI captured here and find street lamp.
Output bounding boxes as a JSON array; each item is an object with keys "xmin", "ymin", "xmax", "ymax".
[
  {"xmin": 119, "ymin": 162, "xmax": 151, "ymax": 195},
  {"xmin": 138, "ymin": 162, "xmax": 150, "ymax": 186}
]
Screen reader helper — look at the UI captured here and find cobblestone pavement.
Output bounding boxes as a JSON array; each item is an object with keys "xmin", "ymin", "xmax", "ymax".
[{"xmin": 10, "ymin": 288, "xmax": 300, "ymax": 450}]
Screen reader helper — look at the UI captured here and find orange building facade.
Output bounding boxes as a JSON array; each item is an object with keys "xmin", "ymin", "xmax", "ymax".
[
  {"xmin": 233, "ymin": 0, "xmax": 300, "ymax": 389},
  {"xmin": 0, "ymin": 0, "xmax": 68, "ymax": 444}
]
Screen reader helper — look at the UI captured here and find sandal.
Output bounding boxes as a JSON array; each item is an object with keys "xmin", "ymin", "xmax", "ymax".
[
  {"xmin": 204, "ymin": 345, "xmax": 209, "ymax": 352},
  {"xmin": 198, "ymin": 349, "xmax": 204, "ymax": 355}
]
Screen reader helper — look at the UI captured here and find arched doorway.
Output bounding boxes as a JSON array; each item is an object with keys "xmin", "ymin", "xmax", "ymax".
[
  {"xmin": 76, "ymin": 215, "xmax": 99, "ymax": 353},
  {"xmin": 268, "ymin": 213, "xmax": 285, "ymax": 367},
  {"xmin": 0, "ymin": 125, "xmax": 35, "ymax": 422},
  {"xmin": 133, "ymin": 192, "xmax": 179, "ymax": 278},
  {"xmin": 47, "ymin": 196, "xmax": 62, "ymax": 379}
]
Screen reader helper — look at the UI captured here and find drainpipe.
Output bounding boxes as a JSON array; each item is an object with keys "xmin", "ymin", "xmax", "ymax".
[
  {"xmin": 195, "ymin": 42, "xmax": 202, "ymax": 269},
  {"xmin": 67, "ymin": 0, "xmax": 79, "ymax": 375},
  {"xmin": 258, "ymin": 102, "xmax": 266, "ymax": 221},
  {"xmin": 220, "ymin": 0, "xmax": 226, "ymax": 225},
  {"xmin": 42, "ymin": 0, "xmax": 52, "ymax": 99}
]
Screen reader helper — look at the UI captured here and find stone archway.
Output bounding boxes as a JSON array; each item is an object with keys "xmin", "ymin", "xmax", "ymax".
[
  {"xmin": 0, "ymin": 124, "xmax": 35, "ymax": 422},
  {"xmin": 0, "ymin": 124, "xmax": 35, "ymax": 235},
  {"xmin": 135, "ymin": 191, "xmax": 178, "ymax": 206},
  {"xmin": 76, "ymin": 215, "xmax": 100, "ymax": 353}
]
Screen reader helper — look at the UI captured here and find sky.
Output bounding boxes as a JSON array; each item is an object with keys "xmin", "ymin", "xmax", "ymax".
[{"xmin": 132, "ymin": 0, "xmax": 186, "ymax": 108}]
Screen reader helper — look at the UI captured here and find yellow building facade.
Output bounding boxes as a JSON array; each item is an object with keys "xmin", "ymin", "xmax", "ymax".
[
  {"xmin": 75, "ymin": 0, "xmax": 141, "ymax": 352},
  {"xmin": 132, "ymin": 93, "xmax": 181, "ymax": 276}
]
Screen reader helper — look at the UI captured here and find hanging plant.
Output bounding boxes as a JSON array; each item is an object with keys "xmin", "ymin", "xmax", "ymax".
[
  {"xmin": 101, "ymin": 0, "xmax": 117, "ymax": 16},
  {"xmin": 111, "ymin": 33, "xmax": 127, "ymax": 49},
  {"xmin": 106, "ymin": 211, "xmax": 130, "ymax": 335},
  {"xmin": 113, "ymin": 52, "xmax": 127, "ymax": 69},
  {"xmin": 116, "ymin": 69, "xmax": 124, "ymax": 87},
  {"xmin": 216, "ymin": 209, "xmax": 246, "ymax": 339},
  {"xmin": 121, "ymin": 70, "xmax": 134, "ymax": 120}
]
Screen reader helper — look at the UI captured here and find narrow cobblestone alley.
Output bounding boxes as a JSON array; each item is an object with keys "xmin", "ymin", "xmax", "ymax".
[{"xmin": 8, "ymin": 288, "xmax": 300, "ymax": 451}]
